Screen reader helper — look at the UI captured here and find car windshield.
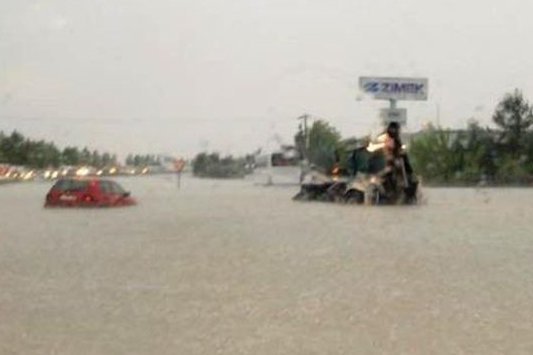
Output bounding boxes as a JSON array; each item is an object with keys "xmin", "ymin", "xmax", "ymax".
[
  {"xmin": 100, "ymin": 181, "xmax": 126, "ymax": 194},
  {"xmin": 348, "ymin": 148, "xmax": 387, "ymax": 175},
  {"xmin": 111, "ymin": 182, "xmax": 126, "ymax": 194}
]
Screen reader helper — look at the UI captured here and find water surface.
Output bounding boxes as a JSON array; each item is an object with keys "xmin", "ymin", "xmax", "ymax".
[{"xmin": 1, "ymin": 176, "xmax": 532, "ymax": 354}]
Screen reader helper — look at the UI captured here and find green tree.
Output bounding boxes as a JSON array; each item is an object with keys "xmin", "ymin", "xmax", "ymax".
[
  {"xmin": 125, "ymin": 154, "xmax": 134, "ymax": 166},
  {"xmin": 0, "ymin": 130, "xmax": 122, "ymax": 169},
  {"xmin": 523, "ymin": 132, "xmax": 533, "ymax": 174},
  {"xmin": 0, "ymin": 131, "xmax": 25, "ymax": 164},
  {"xmin": 0, "ymin": 132, "xmax": 5, "ymax": 163},
  {"xmin": 101, "ymin": 152, "xmax": 111, "ymax": 166},
  {"xmin": 409, "ymin": 126, "xmax": 460, "ymax": 183},
  {"xmin": 26, "ymin": 140, "xmax": 60, "ymax": 168},
  {"xmin": 492, "ymin": 89, "xmax": 533, "ymax": 157},
  {"xmin": 80, "ymin": 147, "xmax": 91, "ymax": 165},
  {"xmin": 91, "ymin": 150, "xmax": 102, "ymax": 167},
  {"xmin": 133, "ymin": 155, "xmax": 142, "ymax": 166},
  {"xmin": 62, "ymin": 147, "xmax": 80, "ymax": 166},
  {"xmin": 192, "ymin": 151, "xmax": 247, "ymax": 178},
  {"xmin": 463, "ymin": 120, "xmax": 498, "ymax": 181},
  {"xmin": 307, "ymin": 120, "xmax": 341, "ymax": 173},
  {"xmin": 193, "ymin": 152, "xmax": 208, "ymax": 175}
]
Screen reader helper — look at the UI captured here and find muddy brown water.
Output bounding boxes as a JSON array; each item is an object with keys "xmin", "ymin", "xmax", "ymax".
[{"xmin": 1, "ymin": 176, "xmax": 533, "ymax": 354}]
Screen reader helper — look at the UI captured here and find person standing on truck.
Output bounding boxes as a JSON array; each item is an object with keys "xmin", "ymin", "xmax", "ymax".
[{"xmin": 382, "ymin": 121, "xmax": 414, "ymax": 175}]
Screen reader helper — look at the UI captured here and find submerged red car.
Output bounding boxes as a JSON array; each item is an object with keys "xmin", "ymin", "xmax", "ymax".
[{"xmin": 45, "ymin": 178, "xmax": 136, "ymax": 207}]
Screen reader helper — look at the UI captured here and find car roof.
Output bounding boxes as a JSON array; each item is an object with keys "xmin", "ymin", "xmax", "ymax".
[
  {"xmin": 58, "ymin": 177, "xmax": 117, "ymax": 182},
  {"xmin": 57, "ymin": 177, "xmax": 97, "ymax": 182},
  {"xmin": 60, "ymin": 177, "xmax": 125, "ymax": 186}
]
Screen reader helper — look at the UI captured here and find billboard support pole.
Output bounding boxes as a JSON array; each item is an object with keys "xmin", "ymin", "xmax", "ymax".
[
  {"xmin": 387, "ymin": 99, "xmax": 399, "ymax": 127},
  {"xmin": 297, "ymin": 114, "xmax": 310, "ymax": 158},
  {"xmin": 390, "ymin": 99, "xmax": 397, "ymax": 110}
]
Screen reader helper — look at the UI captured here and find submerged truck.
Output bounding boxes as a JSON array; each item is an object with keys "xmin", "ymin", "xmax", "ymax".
[{"xmin": 293, "ymin": 135, "xmax": 420, "ymax": 205}]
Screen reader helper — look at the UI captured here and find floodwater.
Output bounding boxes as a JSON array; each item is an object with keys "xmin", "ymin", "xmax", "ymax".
[{"xmin": 1, "ymin": 176, "xmax": 533, "ymax": 354}]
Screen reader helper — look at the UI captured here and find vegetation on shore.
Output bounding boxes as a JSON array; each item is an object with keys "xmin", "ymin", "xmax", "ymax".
[
  {"xmin": 294, "ymin": 89, "xmax": 533, "ymax": 185},
  {"xmin": 409, "ymin": 90, "xmax": 533, "ymax": 185},
  {"xmin": 0, "ymin": 131, "xmax": 119, "ymax": 168},
  {"xmin": 294, "ymin": 120, "xmax": 341, "ymax": 173},
  {"xmin": 125, "ymin": 154, "xmax": 162, "ymax": 167},
  {"xmin": 190, "ymin": 89, "xmax": 533, "ymax": 184},
  {"xmin": 192, "ymin": 152, "xmax": 253, "ymax": 178},
  {"xmin": 0, "ymin": 131, "xmax": 168, "ymax": 169},
  {"xmin": 3, "ymin": 89, "xmax": 532, "ymax": 185}
]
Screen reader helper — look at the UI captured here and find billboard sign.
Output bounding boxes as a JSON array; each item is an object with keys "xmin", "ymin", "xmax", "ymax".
[
  {"xmin": 380, "ymin": 108, "xmax": 407, "ymax": 125},
  {"xmin": 359, "ymin": 77, "xmax": 428, "ymax": 101}
]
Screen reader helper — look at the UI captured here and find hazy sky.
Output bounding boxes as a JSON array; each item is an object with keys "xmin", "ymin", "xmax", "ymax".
[{"xmin": 1, "ymin": 0, "xmax": 533, "ymax": 158}]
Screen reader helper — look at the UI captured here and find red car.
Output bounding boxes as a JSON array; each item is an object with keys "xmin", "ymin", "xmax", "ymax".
[{"xmin": 45, "ymin": 178, "xmax": 136, "ymax": 207}]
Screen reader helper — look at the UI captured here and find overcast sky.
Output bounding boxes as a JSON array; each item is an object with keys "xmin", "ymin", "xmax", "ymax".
[{"xmin": 1, "ymin": 0, "xmax": 533, "ymax": 158}]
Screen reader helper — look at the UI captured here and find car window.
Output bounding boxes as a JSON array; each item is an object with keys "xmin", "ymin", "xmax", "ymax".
[
  {"xmin": 99, "ymin": 181, "xmax": 112, "ymax": 193},
  {"xmin": 52, "ymin": 179, "xmax": 88, "ymax": 192},
  {"xmin": 98, "ymin": 181, "xmax": 125, "ymax": 194},
  {"xmin": 352, "ymin": 150, "xmax": 386, "ymax": 175},
  {"xmin": 110, "ymin": 182, "xmax": 126, "ymax": 194},
  {"xmin": 52, "ymin": 179, "xmax": 69, "ymax": 191},
  {"xmin": 69, "ymin": 180, "xmax": 89, "ymax": 191},
  {"xmin": 367, "ymin": 151, "xmax": 386, "ymax": 174}
]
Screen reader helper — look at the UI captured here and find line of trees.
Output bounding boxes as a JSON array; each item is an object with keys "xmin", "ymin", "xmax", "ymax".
[
  {"xmin": 0, "ymin": 130, "xmax": 169, "ymax": 169},
  {"xmin": 192, "ymin": 152, "xmax": 253, "ymax": 178},
  {"xmin": 293, "ymin": 89, "xmax": 533, "ymax": 185},
  {"xmin": 4, "ymin": 89, "xmax": 531, "ymax": 184},
  {"xmin": 0, "ymin": 131, "xmax": 118, "ymax": 169},
  {"xmin": 409, "ymin": 89, "xmax": 533, "ymax": 184},
  {"xmin": 125, "ymin": 154, "xmax": 161, "ymax": 167}
]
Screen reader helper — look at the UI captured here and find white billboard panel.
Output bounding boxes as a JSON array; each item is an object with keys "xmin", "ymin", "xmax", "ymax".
[
  {"xmin": 380, "ymin": 108, "xmax": 407, "ymax": 125},
  {"xmin": 359, "ymin": 77, "xmax": 428, "ymax": 101}
]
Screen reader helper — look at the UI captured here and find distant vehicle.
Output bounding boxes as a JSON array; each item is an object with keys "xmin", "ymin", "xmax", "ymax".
[
  {"xmin": 44, "ymin": 178, "xmax": 136, "ymax": 207},
  {"xmin": 253, "ymin": 146, "xmax": 303, "ymax": 185}
]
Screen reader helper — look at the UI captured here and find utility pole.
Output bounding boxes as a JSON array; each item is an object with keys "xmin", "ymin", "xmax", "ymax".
[
  {"xmin": 297, "ymin": 113, "xmax": 310, "ymax": 158},
  {"xmin": 297, "ymin": 113, "xmax": 311, "ymax": 180}
]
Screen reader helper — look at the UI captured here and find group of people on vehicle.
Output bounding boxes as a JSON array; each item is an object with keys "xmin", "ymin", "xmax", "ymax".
[
  {"xmin": 295, "ymin": 120, "xmax": 419, "ymax": 204},
  {"xmin": 343, "ymin": 121, "xmax": 418, "ymax": 204}
]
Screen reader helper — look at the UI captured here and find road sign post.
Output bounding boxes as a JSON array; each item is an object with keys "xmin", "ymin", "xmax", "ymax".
[
  {"xmin": 380, "ymin": 108, "xmax": 407, "ymax": 125},
  {"xmin": 174, "ymin": 158, "xmax": 186, "ymax": 189}
]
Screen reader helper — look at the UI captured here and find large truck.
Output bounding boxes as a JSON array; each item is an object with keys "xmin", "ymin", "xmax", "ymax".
[{"xmin": 293, "ymin": 135, "xmax": 420, "ymax": 205}]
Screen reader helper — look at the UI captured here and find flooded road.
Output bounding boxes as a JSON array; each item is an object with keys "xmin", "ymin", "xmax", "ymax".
[{"xmin": 1, "ymin": 176, "xmax": 533, "ymax": 354}]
